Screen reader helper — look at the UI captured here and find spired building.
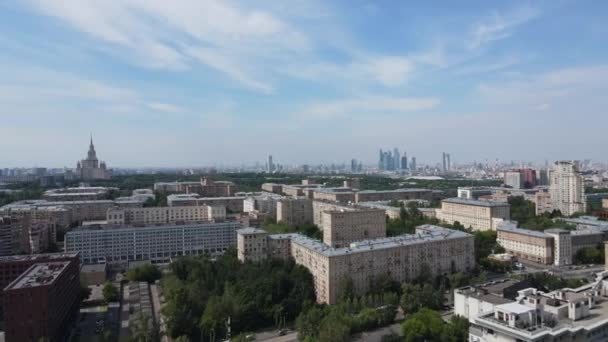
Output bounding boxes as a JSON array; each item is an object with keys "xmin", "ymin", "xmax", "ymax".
[{"xmin": 75, "ymin": 136, "xmax": 111, "ymax": 180}]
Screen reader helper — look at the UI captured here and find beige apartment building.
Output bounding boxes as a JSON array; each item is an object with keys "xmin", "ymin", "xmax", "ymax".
[
  {"xmin": 312, "ymin": 189, "xmax": 356, "ymax": 203},
  {"xmin": 354, "ymin": 189, "xmax": 438, "ymax": 202},
  {"xmin": 497, "ymin": 223, "xmax": 554, "ymax": 264},
  {"xmin": 261, "ymin": 183, "xmax": 283, "ymax": 194},
  {"xmin": 106, "ymin": 205, "xmax": 226, "ymax": 225},
  {"xmin": 276, "ymin": 197, "xmax": 313, "ymax": 227},
  {"xmin": 238, "ymin": 225, "xmax": 474, "ymax": 304},
  {"xmin": 603, "ymin": 198, "xmax": 608, "ymax": 210},
  {"xmin": 549, "ymin": 161, "xmax": 586, "ymax": 216},
  {"xmin": 436, "ymin": 198, "xmax": 510, "ymax": 231},
  {"xmin": 237, "ymin": 228, "xmax": 269, "ymax": 263},
  {"xmin": 321, "ymin": 209, "xmax": 385, "ymax": 247}
]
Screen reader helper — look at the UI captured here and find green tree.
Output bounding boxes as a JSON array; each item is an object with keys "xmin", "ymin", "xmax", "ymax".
[
  {"xmin": 102, "ymin": 282, "xmax": 119, "ymax": 303},
  {"xmin": 318, "ymin": 311, "xmax": 350, "ymax": 342},
  {"xmin": 127, "ymin": 264, "xmax": 162, "ymax": 283},
  {"xmin": 296, "ymin": 306, "xmax": 325, "ymax": 341},
  {"xmin": 401, "ymin": 308, "xmax": 444, "ymax": 342}
]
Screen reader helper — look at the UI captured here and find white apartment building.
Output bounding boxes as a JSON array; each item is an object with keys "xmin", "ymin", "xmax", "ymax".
[
  {"xmin": 276, "ymin": 197, "xmax": 313, "ymax": 227},
  {"xmin": 465, "ymin": 272, "xmax": 608, "ymax": 342},
  {"xmin": 238, "ymin": 225, "xmax": 474, "ymax": 304},
  {"xmin": 321, "ymin": 208, "xmax": 386, "ymax": 247},
  {"xmin": 436, "ymin": 198, "xmax": 510, "ymax": 231},
  {"xmin": 549, "ymin": 161, "xmax": 586, "ymax": 216},
  {"xmin": 65, "ymin": 221, "xmax": 241, "ymax": 264},
  {"xmin": 106, "ymin": 205, "xmax": 226, "ymax": 225}
]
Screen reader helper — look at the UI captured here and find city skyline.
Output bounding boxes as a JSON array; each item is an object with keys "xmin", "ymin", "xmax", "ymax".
[{"xmin": 1, "ymin": 1, "xmax": 608, "ymax": 167}]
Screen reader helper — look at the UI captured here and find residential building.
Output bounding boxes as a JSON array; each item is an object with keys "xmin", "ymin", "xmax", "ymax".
[
  {"xmin": 454, "ymin": 278, "xmax": 536, "ymax": 323},
  {"xmin": 321, "ymin": 208, "xmax": 385, "ymax": 247},
  {"xmin": 496, "ymin": 222, "xmax": 554, "ymax": 264},
  {"xmin": 465, "ymin": 272, "xmax": 608, "ymax": 342},
  {"xmin": 237, "ymin": 227, "xmax": 269, "ymax": 262},
  {"xmin": 276, "ymin": 197, "xmax": 313, "ymax": 227},
  {"xmin": 549, "ymin": 161, "xmax": 586, "ymax": 216},
  {"xmin": 42, "ymin": 186, "xmax": 111, "ymax": 201},
  {"xmin": 166, "ymin": 194, "xmax": 245, "ymax": 212},
  {"xmin": 75, "ymin": 135, "xmax": 111, "ymax": 180},
  {"xmin": 238, "ymin": 225, "xmax": 474, "ymax": 304},
  {"xmin": 354, "ymin": 188, "xmax": 439, "ymax": 202},
  {"xmin": 106, "ymin": 205, "xmax": 226, "ymax": 225},
  {"xmin": 504, "ymin": 171, "xmax": 524, "ymax": 189},
  {"xmin": 0, "ymin": 252, "xmax": 79, "ymax": 319},
  {"xmin": 545, "ymin": 228, "xmax": 573, "ymax": 266},
  {"xmin": 436, "ymin": 198, "xmax": 510, "ymax": 231},
  {"xmin": 534, "ymin": 190, "xmax": 552, "ymax": 215},
  {"xmin": 458, "ymin": 187, "xmax": 494, "ymax": 200},
  {"xmin": 3, "ymin": 259, "xmax": 80, "ymax": 342},
  {"xmin": 65, "ymin": 221, "xmax": 241, "ymax": 265}
]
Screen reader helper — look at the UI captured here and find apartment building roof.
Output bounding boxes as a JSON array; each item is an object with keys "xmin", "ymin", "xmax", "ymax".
[
  {"xmin": 496, "ymin": 223, "xmax": 550, "ymax": 239},
  {"xmin": 5, "ymin": 261, "xmax": 70, "ymax": 290},
  {"xmin": 442, "ymin": 197, "xmax": 510, "ymax": 207},
  {"xmin": 0, "ymin": 252, "xmax": 79, "ymax": 263},
  {"xmin": 286, "ymin": 225, "xmax": 471, "ymax": 257}
]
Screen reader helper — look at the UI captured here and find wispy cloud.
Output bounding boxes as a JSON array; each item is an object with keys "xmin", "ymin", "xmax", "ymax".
[{"xmin": 469, "ymin": 5, "xmax": 540, "ymax": 49}]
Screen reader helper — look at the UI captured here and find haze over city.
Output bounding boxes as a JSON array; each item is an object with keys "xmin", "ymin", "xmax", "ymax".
[{"xmin": 1, "ymin": 0, "xmax": 607, "ymax": 167}]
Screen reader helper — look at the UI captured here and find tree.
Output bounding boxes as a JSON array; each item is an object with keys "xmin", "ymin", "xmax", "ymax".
[
  {"xmin": 127, "ymin": 264, "xmax": 162, "ymax": 283},
  {"xmin": 401, "ymin": 308, "xmax": 444, "ymax": 342},
  {"xmin": 318, "ymin": 311, "xmax": 350, "ymax": 342},
  {"xmin": 102, "ymin": 282, "xmax": 119, "ymax": 303},
  {"xmin": 296, "ymin": 306, "xmax": 325, "ymax": 341},
  {"xmin": 441, "ymin": 316, "xmax": 469, "ymax": 342}
]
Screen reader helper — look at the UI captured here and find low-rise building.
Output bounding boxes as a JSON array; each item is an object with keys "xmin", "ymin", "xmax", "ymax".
[
  {"xmin": 65, "ymin": 221, "xmax": 241, "ymax": 265},
  {"xmin": 238, "ymin": 225, "xmax": 474, "ymax": 304},
  {"xmin": 354, "ymin": 188, "xmax": 439, "ymax": 203},
  {"xmin": 80, "ymin": 263, "xmax": 107, "ymax": 286},
  {"xmin": 3, "ymin": 259, "xmax": 80, "ymax": 342},
  {"xmin": 42, "ymin": 186, "xmax": 112, "ymax": 201},
  {"xmin": 436, "ymin": 198, "xmax": 510, "ymax": 231}
]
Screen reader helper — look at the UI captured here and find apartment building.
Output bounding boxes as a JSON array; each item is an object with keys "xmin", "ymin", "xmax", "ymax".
[
  {"xmin": 1, "ymin": 199, "xmax": 143, "ymax": 223},
  {"xmin": 243, "ymin": 193, "xmax": 283, "ymax": 219},
  {"xmin": 276, "ymin": 197, "xmax": 313, "ymax": 227},
  {"xmin": 238, "ymin": 225, "xmax": 474, "ymax": 304},
  {"xmin": 465, "ymin": 273, "xmax": 608, "ymax": 342},
  {"xmin": 167, "ymin": 194, "xmax": 245, "ymax": 213},
  {"xmin": 312, "ymin": 188, "xmax": 356, "ymax": 203},
  {"xmin": 154, "ymin": 178, "xmax": 237, "ymax": 197},
  {"xmin": 3, "ymin": 259, "xmax": 80, "ymax": 342},
  {"xmin": 496, "ymin": 223, "xmax": 554, "ymax": 264},
  {"xmin": 237, "ymin": 227, "xmax": 269, "ymax": 262},
  {"xmin": 42, "ymin": 186, "xmax": 112, "ymax": 201},
  {"xmin": 0, "ymin": 252, "xmax": 79, "ymax": 319},
  {"xmin": 106, "ymin": 205, "xmax": 226, "ymax": 225},
  {"xmin": 549, "ymin": 161, "xmax": 586, "ymax": 216},
  {"xmin": 321, "ymin": 208, "xmax": 385, "ymax": 247},
  {"xmin": 497, "ymin": 222, "xmax": 604, "ymax": 266},
  {"xmin": 261, "ymin": 183, "xmax": 283, "ymax": 194},
  {"xmin": 65, "ymin": 221, "xmax": 241, "ymax": 265},
  {"xmin": 436, "ymin": 198, "xmax": 510, "ymax": 231},
  {"xmin": 354, "ymin": 188, "xmax": 439, "ymax": 203}
]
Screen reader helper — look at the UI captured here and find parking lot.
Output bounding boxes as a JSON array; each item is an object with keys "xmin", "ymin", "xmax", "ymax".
[{"xmin": 76, "ymin": 304, "xmax": 120, "ymax": 341}]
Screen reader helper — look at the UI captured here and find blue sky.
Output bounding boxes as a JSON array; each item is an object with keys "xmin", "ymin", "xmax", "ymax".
[{"xmin": 1, "ymin": 0, "xmax": 607, "ymax": 167}]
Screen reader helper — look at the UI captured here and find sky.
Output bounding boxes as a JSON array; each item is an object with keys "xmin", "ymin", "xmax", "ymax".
[{"xmin": 1, "ymin": 0, "xmax": 607, "ymax": 168}]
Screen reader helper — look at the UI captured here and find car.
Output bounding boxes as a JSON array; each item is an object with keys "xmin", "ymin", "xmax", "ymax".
[{"xmin": 278, "ymin": 329, "xmax": 289, "ymax": 336}]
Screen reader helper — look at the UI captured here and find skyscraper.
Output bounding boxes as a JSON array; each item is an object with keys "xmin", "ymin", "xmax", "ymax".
[
  {"xmin": 75, "ymin": 135, "xmax": 111, "ymax": 180},
  {"xmin": 442, "ymin": 152, "xmax": 447, "ymax": 172},
  {"xmin": 393, "ymin": 148, "xmax": 400, "ymax": 170},
  {"xmin": 549, "ymin": 161, "xmax": 585, "ymax": 216},
  {"xmin": 267, "ymin": 155, "xmax": 275, "ymax": 173},
  {"xmin": 410, "ymin": 157, "xmax": 417, "ymax": 171},
  {"xmin": 351, "ymin": 159, "xmax": 358, "ymax": 173},
  {"xmin": 401, "ymin": 152, "xmax": 408, "ymax": 170},
  {"xmin": 446, "ymin": 153, "xmax": 451, "ymax": 171}
]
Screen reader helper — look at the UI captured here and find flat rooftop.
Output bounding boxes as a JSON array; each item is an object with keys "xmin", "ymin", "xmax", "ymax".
[
  {"xmin": 442, "ymin": 197, "xmax": 510, "ymax": 207},
  {"xmin": 0, "ymin": 252, "xmax": 79, "ymax": 263},
  {"xmin": 496, "ymin": 223, "xmax": 550, "ymax": 238},
  {"xmin": 5, "ymin": 261, "xmax": 70, "ymax": 290},
  {"xmin": 284, "ymin": 225, "xmax": 471, "ymax": 257}
]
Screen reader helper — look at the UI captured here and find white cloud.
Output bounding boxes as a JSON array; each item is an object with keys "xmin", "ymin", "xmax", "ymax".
[
  {"xmin": 364, "ymin": 57, "xmax": 413, "ymax": 87},
  {"xmin": 469, "ymin": 6, "xmax": 540, "ymax": 49},
  {"xmin": 26, "ymin": 0, "xmax": 309, "ymax": 92}
]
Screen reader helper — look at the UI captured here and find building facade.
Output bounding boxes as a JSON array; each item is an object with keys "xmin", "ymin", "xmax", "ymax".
[
  {"xmin": 75, "ymin": 136, "xmax": 111, "ymax": 180},
  {"xmin": 238, "ymin": 225, "xmax": 474, "ymax": 304},
  {"xmin": 549, "ymin": 161, "xmax": 586, "ymax": 216},
  {"xmin": 3, "ymin": 259, "xmax": 80, "ymax": 342},
  {"xmin": 276, "ymin": 197, "xmax": 313, "ymax": 227},
  {"xmin": 65, "ymin": 221, "xmax": 241, "ymax": 264},
  {"xmin": 106, "ymin": 205, "xmax": 226, "ymax": 225},
  {"xmin": 321, "ymin": 208, "xmax": 386, "ymax": 247},
  {"xmin": 436, "ymin": 198, "xmax": 510, "ymax": 231}
]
